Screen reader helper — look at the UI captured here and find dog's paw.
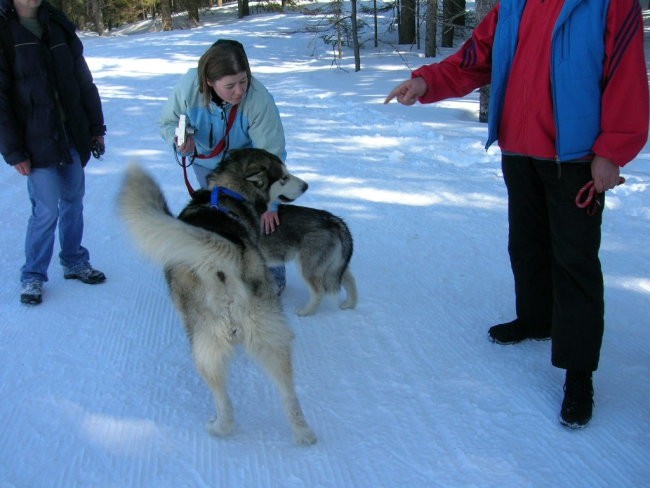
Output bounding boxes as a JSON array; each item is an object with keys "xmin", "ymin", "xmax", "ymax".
[
  {"xmin": 206, "ymin": 416, "xmax": 235, "ymax": 437},
  {"xmin": 296, "ymin": 306, "xmax": 316, "ymax": 317},
  {"xmin": 339, "ymin": 299, "xmax": 355, "ymax": 310},
  {"xmin": 293, "ymin": 426, "xmax": 317, "ymax": 446},
  {"xmin": 296, "ymin": 293, "xmax": 323, "ymax": 316}
]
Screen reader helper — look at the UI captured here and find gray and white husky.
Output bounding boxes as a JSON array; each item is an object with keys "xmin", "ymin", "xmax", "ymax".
[
  {"xmin": 118, "ymin": 148, "xmax": 316, "ymax": 445},
  {"xmin": 260, "ymin": 204, "xmax": 358, "ymax": 316}
]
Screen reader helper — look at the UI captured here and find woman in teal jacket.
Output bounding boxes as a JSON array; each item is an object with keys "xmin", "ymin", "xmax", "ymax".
[
  {"xmin": 160, "ymin": 40, "xmax": 286, "ymax": 188},
  {"xmin": 160, "ymin": 39, "xmax": 288, "ymax": 291}
]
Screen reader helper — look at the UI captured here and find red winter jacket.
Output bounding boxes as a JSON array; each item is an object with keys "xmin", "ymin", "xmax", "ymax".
[{"xmin": 412, "ymin": 0, "xmax": 648, "ymax": 166}]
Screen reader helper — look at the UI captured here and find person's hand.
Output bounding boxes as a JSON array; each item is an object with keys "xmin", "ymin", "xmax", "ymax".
[
  {"xmin": 177, "ymin": 135, "xmax": 196, "ymax": 155},
  {"xmin": 14, "ymin": 160, "xmax": 31, "ymax": 176},
  {"xmin": 591, "ymin": 155, "xmax": 621, "ymax": 193},
  {"xmin": 261, "ymin": 209, "xmax": 280, "ymax": 235},
  {"xmin": 91, "ymin": 135, "xmax": 105, "ymax": 159},
  {"xmin": 384, "ymin": 77, "xmax": 428, "ymax": 105}
]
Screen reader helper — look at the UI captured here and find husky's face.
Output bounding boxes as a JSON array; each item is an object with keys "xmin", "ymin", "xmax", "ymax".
[
  {"xmin": 268, "ymin": 167, "xmax": 308, "ymax": 204},
  {"xmin": 208, "ymin": 148, "xmax": 308, "ymax": 205},
  {"xmin": 240, "ymin": 149, "xmax": 308, "ymax": 203}
]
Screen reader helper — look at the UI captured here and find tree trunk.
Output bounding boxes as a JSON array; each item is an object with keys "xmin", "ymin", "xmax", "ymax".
[
  {"xmin": 424, "ymin": 0, "xmax": 437, "ymax": 57},
  {"xmin": 475, "ymin": 0, "xmax": 496, "ymax": 122},
  {"xmin": 398, "ymin": 0, "xmax": 416, "ymax": 45},
  {"xmin": 90, "ymin": 0, "xmax": 104, "ymax": 36},
  {"xmin": 238, "ymin": 0, "xmax": 250, "ymax": 18},
  {"xmin": 373, "ymin": 0, "xmax": 378, "ymax": 47},
  {"xmin": 160, "ymin": 0, "xmax": 173, "ymax": 31},
  {"xmin": 478, "ymin": 85, "xmax": 490, "ymax": 123},
  {"xmin": 454, "ymin": 0, "xmax": 466, "ymax": 26},
  {"xmin": 351, "ymin": 0, "xmax": 360, "ymax": 71},
  {"xmin": 442, "ymin": 0, "xmax": 465, "ymax": 47},
  {"xmin": 186, "ymin": 0, "xmax": 200, "ymax": 26}
]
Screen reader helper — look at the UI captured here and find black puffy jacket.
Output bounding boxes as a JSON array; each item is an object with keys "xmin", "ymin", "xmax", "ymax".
[{"xmin": 0, "ymin": 1, "xmax": 105, "ymax": 168}]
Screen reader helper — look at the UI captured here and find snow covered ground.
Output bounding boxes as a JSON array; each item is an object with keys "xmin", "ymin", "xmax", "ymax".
[{"xmin": 1, "ymin": 4, "xmax": 649, "ymax": 487}]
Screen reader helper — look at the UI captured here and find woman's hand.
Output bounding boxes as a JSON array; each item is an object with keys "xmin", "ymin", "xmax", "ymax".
[
  {"xmin": 177, "ymin": 135, "xmax": 196, "ymax": 155},
  {"xmin": 261, "ymin": 210, "xmax": 280, "ymax": 234}
]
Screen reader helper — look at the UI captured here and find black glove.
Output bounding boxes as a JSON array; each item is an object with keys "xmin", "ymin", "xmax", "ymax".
[{"xmin": 91, "ymin": 138, "xmax": 105, "ymax": 159}]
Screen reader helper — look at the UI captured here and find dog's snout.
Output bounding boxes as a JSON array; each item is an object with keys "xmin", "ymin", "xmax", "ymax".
[{"xmin": 293, "ymin": 175, "xmax": 308, "ymax": 194}]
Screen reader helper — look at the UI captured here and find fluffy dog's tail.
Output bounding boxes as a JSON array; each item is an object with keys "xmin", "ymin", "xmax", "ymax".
[{"xmin": 118, "ymin": 164, "xmax": 233, "ymax": 272}]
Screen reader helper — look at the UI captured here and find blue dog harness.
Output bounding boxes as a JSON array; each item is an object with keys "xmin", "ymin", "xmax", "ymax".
[{"xmin": 210, "ymin": 186, "xmax": 246, "ymax": 220}]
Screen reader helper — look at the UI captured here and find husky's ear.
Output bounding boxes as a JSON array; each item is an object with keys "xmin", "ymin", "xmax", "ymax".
[{"xmin": 245, "ymin": 168, "xmax": 267, "ymax": 188}]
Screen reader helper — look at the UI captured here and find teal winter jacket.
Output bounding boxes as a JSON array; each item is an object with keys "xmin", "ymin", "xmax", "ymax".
[{"xmin": 159, "ymin": 71, "xmax": 286, "ymax": 170}]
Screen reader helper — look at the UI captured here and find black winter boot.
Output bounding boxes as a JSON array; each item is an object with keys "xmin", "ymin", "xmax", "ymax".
[
  {"xmin": 488, "ymin": 319, "xmax": 551, "ymax": 345},
  {"xmin": 560, "ymin": 370, "xmax": 594, "ymax": 429}
]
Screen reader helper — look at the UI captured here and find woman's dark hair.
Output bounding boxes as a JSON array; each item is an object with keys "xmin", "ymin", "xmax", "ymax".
[{"xmin": 197, "ymin": 39, "xmax": 252, "ymax": 106}]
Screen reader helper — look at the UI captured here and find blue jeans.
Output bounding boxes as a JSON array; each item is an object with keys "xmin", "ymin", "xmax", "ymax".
[
  {"xmin": 270, "ymin": 265, "xmax": 286, "ymax": 292},
  {"xmin": 21, "ymin": 149, "xmax": 89, "ymax": 283}
]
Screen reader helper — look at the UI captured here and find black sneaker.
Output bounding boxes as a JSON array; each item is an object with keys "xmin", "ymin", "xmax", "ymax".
[
  {"xmin": 560, "ymin": 370, "xmax": 594, "ymax": 429},
  {"xmin": 20, "ymin": 280, "xmax": 43, "ymax": 305},
  {"xmin": 488, "ymin": 319, "xmax": 551, "ymax": 344},
  {"xmin": 64, "ymin": 263, "xmax": 106, "ymax": 284}
]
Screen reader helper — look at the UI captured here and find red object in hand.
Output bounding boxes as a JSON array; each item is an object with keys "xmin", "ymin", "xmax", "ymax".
[{"xmin": 575, "ymin": 177, "xmax": 625, "ymax": 216}]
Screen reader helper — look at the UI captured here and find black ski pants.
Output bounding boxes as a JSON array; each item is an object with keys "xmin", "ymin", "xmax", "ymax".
[{"xmin": 502, "ymin": 155, "xmax": 605, "ymax": 372}]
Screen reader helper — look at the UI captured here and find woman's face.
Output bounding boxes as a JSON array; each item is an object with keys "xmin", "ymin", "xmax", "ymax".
[{"xmin": 208, "ymin": 72, "xmax": 248, "ymax": 105}]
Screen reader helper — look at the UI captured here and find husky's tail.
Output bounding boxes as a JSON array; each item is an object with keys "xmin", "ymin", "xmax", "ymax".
[{"xmin": 118, "ymin": 164, "xmax": 234, "ymax": 271}]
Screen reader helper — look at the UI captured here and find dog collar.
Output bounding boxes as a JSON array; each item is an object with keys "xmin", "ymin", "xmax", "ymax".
[{"xmin": 210, "ymin": 186, "xmax": 246, "ymax": 218}]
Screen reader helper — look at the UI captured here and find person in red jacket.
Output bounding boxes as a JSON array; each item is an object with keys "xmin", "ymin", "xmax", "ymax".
[{"xmin": 385, "ymin": 0, "xmax": 648, "ymax": 429}]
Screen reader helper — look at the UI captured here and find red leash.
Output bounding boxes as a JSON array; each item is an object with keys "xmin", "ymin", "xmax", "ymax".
[
  {"xmin": 181, "ymin": 156, "xmax": 196, "ymax": 195},
  {"xmin": 179, "ymin": 105, "xmax": 239, "ymax": 196},
  {"xmin": 575, "ymin": 177, "xmax": 625, "ymax": 216},
  {"xmin": 195, "ymin": 105, "xmax": 238, "ymax": 161}
]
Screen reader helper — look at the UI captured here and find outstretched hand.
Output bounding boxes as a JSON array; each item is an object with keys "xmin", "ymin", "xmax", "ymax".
[{"xmin": 384, "ymin": 77, "xmax": 428, "ymax": 105}]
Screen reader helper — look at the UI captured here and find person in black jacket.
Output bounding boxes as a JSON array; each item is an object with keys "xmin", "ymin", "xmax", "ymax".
[{"xmin": 0, "ymin": 0, "xmax": 107, "ymax": 305}]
